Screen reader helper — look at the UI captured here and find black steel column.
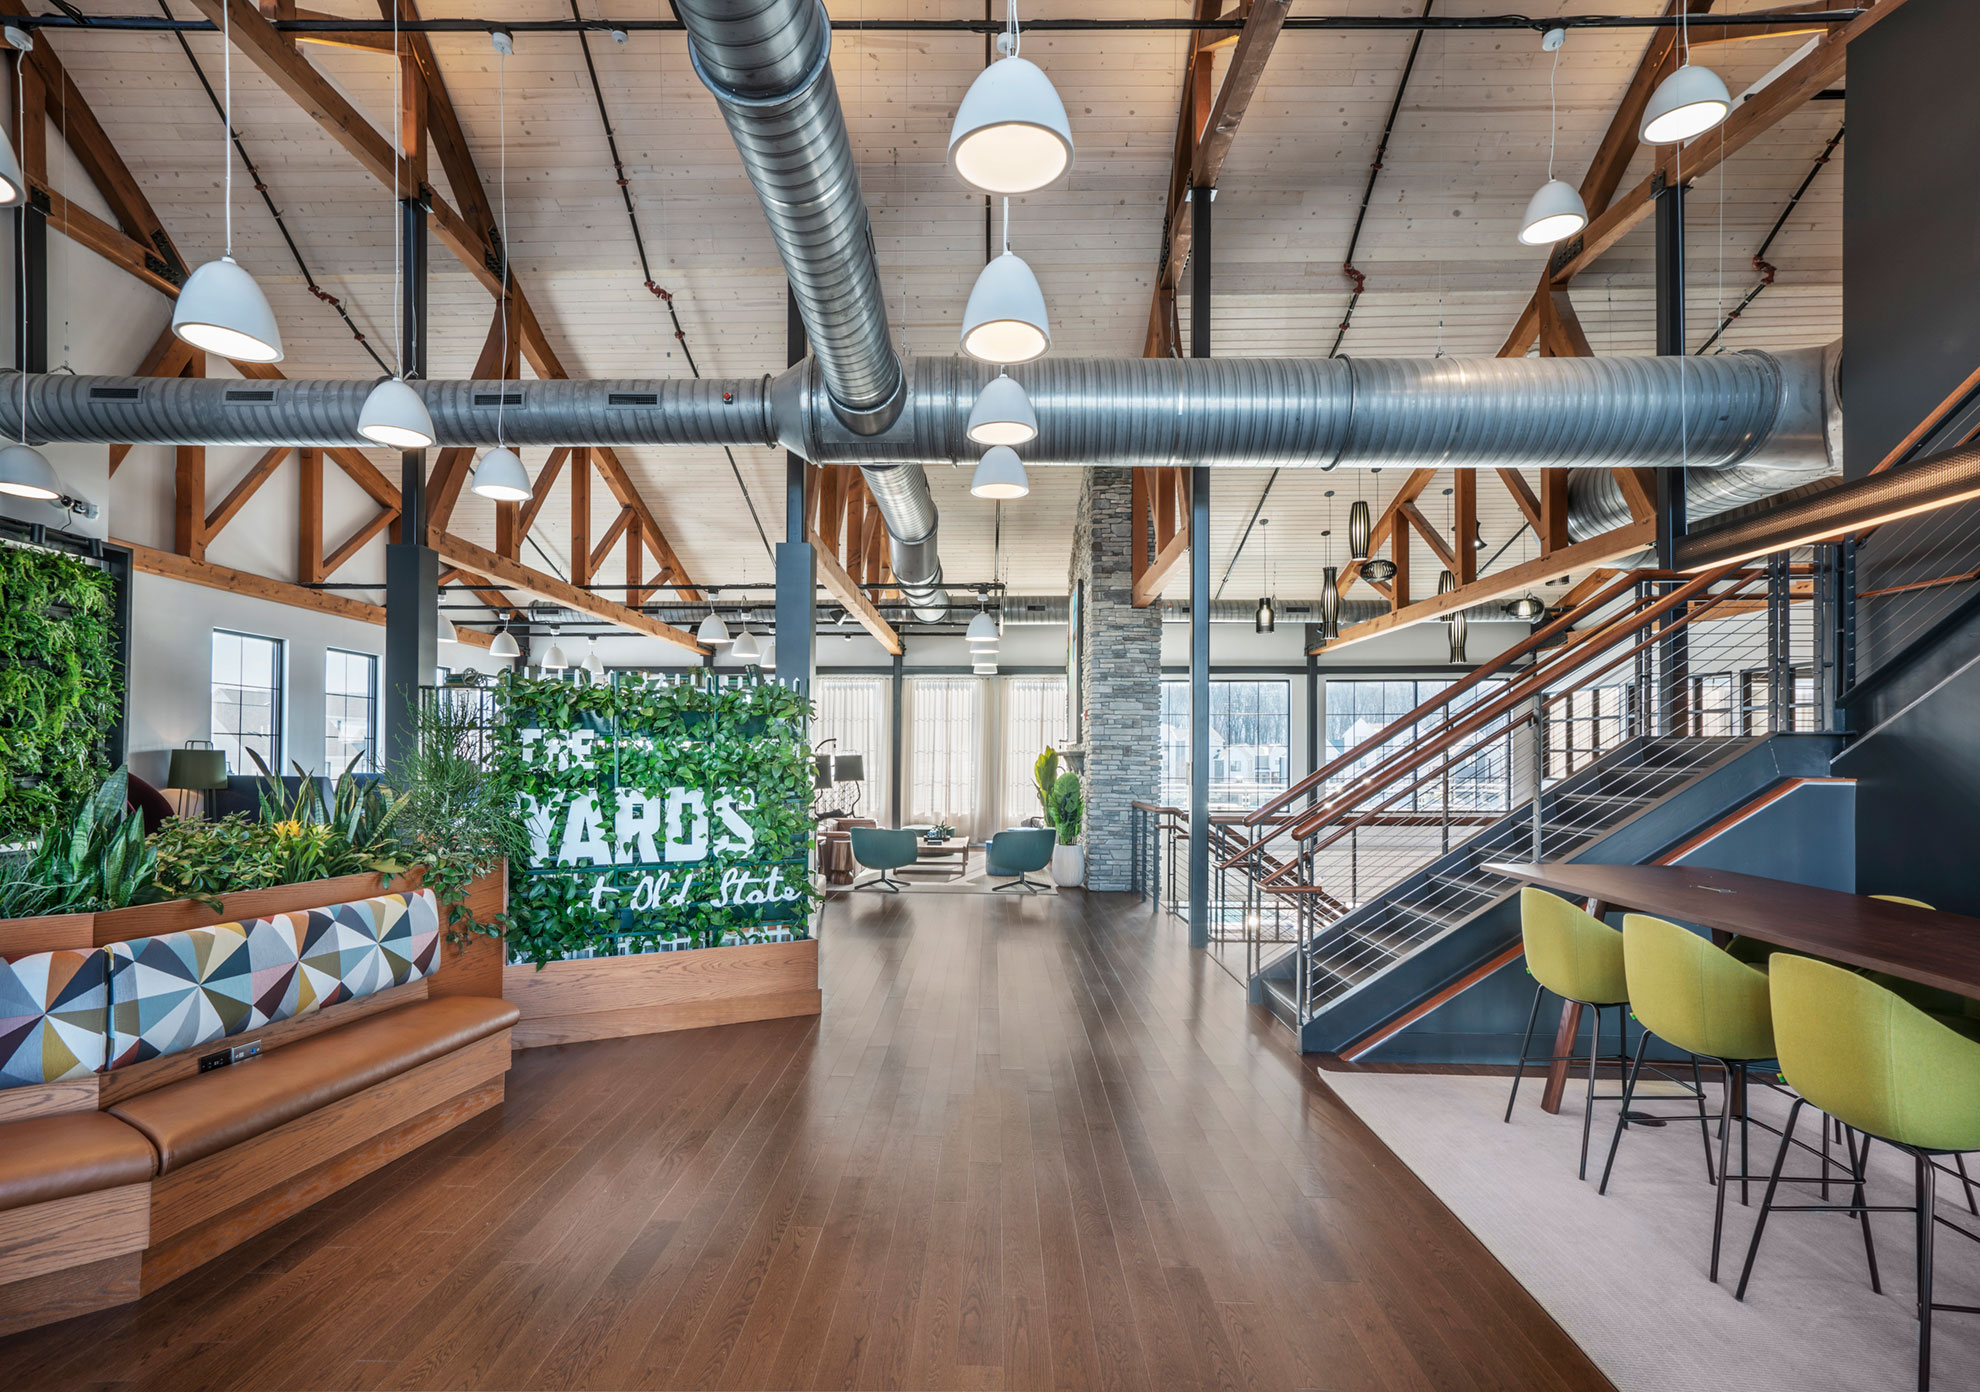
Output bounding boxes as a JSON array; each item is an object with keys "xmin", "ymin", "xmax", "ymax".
[
  {"xmin": 776, "ymin": 288, "xmax": 816, "ymax": 688},
  {"xmin": 13, "ymin": 56, "xmax": 45, "ymax": 377},
  {"xmin": 1188, "ymin": 186, "xmax": 1214, "ymax": 949},
  {"xmin": 1654, "ymin": 178, "xmax": 1690, "ymax": 735},
  {"xmin": 383, "ymin": 194, "xmax": 434, "ymax": 772},
  {"xmin": 889, "ymin": 650, "xmax": 905, "ymax": 825}
]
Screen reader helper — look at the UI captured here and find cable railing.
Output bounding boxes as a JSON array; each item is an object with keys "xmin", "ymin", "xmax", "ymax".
[{"xmin": 1154, "ymin": 556, "xmax": 1837, "ymax": 1022}]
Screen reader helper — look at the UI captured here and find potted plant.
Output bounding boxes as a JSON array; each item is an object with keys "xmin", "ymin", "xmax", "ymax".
[
  {"xmin": 926, "ymin": 821, "xmax": 956, "ymax": 843},
  {"xmin": 1046, "ymin": 772, "xmax": 1084, "ymax": 887}
]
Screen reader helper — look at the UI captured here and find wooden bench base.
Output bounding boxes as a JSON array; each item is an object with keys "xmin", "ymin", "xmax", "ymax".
[{"xmin": 0, "ymin": 1031, "xmax": 510, "ymax": 1337}]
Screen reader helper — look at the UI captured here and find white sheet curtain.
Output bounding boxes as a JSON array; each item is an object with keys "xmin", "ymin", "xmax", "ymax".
[
  {"xmin": 811, "ymin": 677, "xmax": 888, "ymax": 819},
  {"xmin": 900, "ymin": 675, "xmax": 1070, "ymax": 842}
]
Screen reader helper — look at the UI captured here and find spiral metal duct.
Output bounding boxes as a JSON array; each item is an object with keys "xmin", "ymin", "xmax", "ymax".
[
  {"xmin": 2, "ymin": 346, "xmax": 1832, "ymax": 476},
  {"xmin": 676, "ymin": 0, "xmax": 947, "ymax": 619}
]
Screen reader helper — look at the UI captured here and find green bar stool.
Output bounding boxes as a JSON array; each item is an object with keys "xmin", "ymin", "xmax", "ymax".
[
  {"xmin": 1600, "ymin": 912, "xmax": 1786, "ymax": 1282},
  {"xmin": 1503, "ymin": 888, "xmax": 1636, "ymax": 1181},
  {"xmin": 1736, "ymin": 955, "xmax": 1980, "ymax": 1391}
]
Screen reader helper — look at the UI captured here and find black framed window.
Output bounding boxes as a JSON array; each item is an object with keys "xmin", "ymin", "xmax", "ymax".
[
  {"xmin": 211, "ymin": 630, "xmax": 284, "ymax": 774},
  {"xmin": 1160, "ymin": 679, "xmax": 1292, "ymax": 811},
  {"xmin": 325, "ymin": 648, "xmax": 379, "ymax": 773}
]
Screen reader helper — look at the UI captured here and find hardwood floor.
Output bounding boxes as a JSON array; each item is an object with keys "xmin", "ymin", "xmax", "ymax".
[{"xmin": 0, "ymin": 890, "xmax": 1612, "ymax": 1391}]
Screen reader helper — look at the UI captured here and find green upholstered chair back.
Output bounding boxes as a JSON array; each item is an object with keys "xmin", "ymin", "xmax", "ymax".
[
  {"xmin": 1621, "ymin": 912, "xmax": 1775, "ymax": 1063},
  {"xmin": 849, "ymin": 826, "xmax": 920, "ymax": 871},
  {"xmin": 1770, "ymin": 953, "xmax": 1980, "ymax": 1154},
  {"xmin": 1519, "ymin": 888, "xmax": 1628, "ymax": 1006},
  {"xmin": 986, "ymin": 828, "xmax": 1055, "ymax": 875}
]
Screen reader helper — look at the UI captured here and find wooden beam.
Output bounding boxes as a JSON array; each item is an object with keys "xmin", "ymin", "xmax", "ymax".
[
  {"xmin": 1540, "ymin": 469, "xmax": 1572, "ymax": 554},
  {"xmin": 589, "ymin": 508, "xmax": 631, "ymax": 579},
  {"xmin": 204, "ymin": 447, "xmax": 290, "ymax": 537},
  {"xmin": 1144, "ymin": 0, "xmax": 1292, "ymax": 354},
  {"xmin": 1400, "ymin": 503, "xmax": 1458, "ymax": 574},
  {"xmin": 516, "ymin": 446, "xmax": 570, "ymax": 542},
  {"xmin": 1558, "ymin": 567, "xmax": 1625, "ymax": 612},
  {"xmin": 429, "ymin": 531, "xmax": 706, "ymax": 653},
  {"xmin": 174, "ymin": 358, "xmax": 205, "ymax": 562},
  {"xmin": 1498, "ymin": 469, "xmax": 1544, "ymax": 533},
  {"xmin": 1687, "ymin": 5, "xmax": 1842, "ymax": 47},
  {"xmin": 297, "ymin": 447, "xmax": 324, "ymax": 585},
  {"xmin": 1536, "ymin": 289, "xmax": 1594, "ymax": 359},
  {"xmin": 1315, "ymin": 522, "xmax": 1658, "ymax": 655},
  {"xmin": 624, "ymin": 511, "xmax": 644, "ymax": 607},
  {"xmin": 1454, "ymin": 472, "xmax": 1478, "ymax": 585},
  {"xmin": 1614, "ymin": 468, "xmax": 1658, "ymax": 526},
  {"xmin": 1391, "ymin": 510, "xmax": 1412, "ymax": 611},
  {"xmin": 28, "ymin": 184, "xmax": 180, "ymax": 299},
  {"xmin": 569, "ymin": 447, "xmax": 592, "ymax": 586},
  {"xmin": 321, "ymin": 506, "xmax": 399, "ymax": 578},
  {"xmin": 118, "ymin": 540, "xmax": 494, "ymax": 648},
  {"xmin": 1133, "ymin": 531, "xmax": 1191, "ymax": 609},
  {"xmin": 810, "ymin": 531, "xmax": 903, "ymax": 655},
  {"xmin": 425, "ymin": 307, "xmax": 508, "ymax": 532}
]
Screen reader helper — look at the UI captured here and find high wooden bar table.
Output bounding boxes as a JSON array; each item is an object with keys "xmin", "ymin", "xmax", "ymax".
[{"xmin": 1485, "ymin": 861, "xmax": 1980, "ymax": 1112}]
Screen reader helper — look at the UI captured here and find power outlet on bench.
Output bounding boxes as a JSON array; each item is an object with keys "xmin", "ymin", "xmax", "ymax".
[
  {"xmin": 231, "ymin": 1039, "xmax": 262, "ymax": 1063},
  {"xmin": 198, "ymin": 1048, "xmax": 232, "ymax": 1073}
]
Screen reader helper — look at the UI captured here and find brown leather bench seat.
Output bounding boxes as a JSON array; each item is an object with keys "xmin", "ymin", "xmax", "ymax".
[
  {"xmin": 106, "ymin": 996, "xmax": 521, "ymax": 1172},
  {"xmin": 0, "ymin": 1111, "xmax": 157, "ymax": 1212}
]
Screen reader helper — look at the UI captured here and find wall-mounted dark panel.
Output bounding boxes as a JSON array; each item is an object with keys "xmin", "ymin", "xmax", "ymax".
[{"xmin": 1843, "ymin": 0, "xmax": 1980, "ymax": 478}]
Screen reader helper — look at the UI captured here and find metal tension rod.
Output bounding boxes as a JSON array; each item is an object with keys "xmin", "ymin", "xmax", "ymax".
[{"xmin": 7, "ymin": 10, "xmax": 1865, "ymax": 37}]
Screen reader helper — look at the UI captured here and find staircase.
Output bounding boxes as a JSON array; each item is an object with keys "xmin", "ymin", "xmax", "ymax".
[{"xmin": 1215, "ymin": 564, "xmax": 1842, "ymax": 1058}]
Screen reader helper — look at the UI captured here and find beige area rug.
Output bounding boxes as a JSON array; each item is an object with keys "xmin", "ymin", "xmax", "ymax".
[
  {"xmin": 1322, "ymin": 1068, "xmax": 1980, "ymax": 1392},
  {"xmin": 841, "ymin": 868, "xmax": 1059, "ymax": 896}
]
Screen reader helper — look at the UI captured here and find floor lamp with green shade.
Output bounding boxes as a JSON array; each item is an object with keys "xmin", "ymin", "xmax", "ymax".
[{"xmin": 167, "ymin": 740, "xmax": 228, "ymax": 820}]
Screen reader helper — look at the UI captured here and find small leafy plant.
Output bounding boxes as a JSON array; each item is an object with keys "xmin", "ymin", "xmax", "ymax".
[
  {"xmin": 1033, "ymin": 747, "xmax": 1059, "ymax": 816},
  {"xmin": 1046, "ymin": 772, "xmax": 1083, "ymax": 846},
  {"xmin": 0, "ymin": 767, "xmax": 159, "ymax": 917}
]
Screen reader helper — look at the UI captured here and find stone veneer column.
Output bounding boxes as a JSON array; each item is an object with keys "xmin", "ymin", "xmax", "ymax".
[{"xmin": 1068, "ymin": 468, "xmax": 1163, "ymax": 891}]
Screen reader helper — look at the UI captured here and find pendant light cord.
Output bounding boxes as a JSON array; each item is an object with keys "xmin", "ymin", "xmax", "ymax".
[
  {"xmin": 1546, "ymin": 41, "xmax": 1560, "ymax": 182},
  {"xmin": 1001, "ymin": 197, "xmax": 1009, "ymax": 254},
  {"xmin": 16, "ymin": 63, "xmax": 27, "ymax": 445},
  {"xmin": 221, "ymin": 0, "xmax": 232, "ymax": 258},
  {"xmin": 391, "ymin": 0, "xmax": 402, "ymax": 380},
  {"xmin": 496, "ymin": 40, "xmax": 509, "ymax": 451},
  {"xmin": 1006, "ymin": 0, "xmax": 1019, "ymax": 57}
]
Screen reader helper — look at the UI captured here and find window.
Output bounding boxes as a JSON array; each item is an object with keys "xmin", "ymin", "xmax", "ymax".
[
  {"xmin": 211, "ymin": 630, "xmax": 284, "ymax": 774},
  {"xmin": 1324, "ymin": 677, "xmax": 1513, "ymax": 812},
  {"xmin": 1160, "ymin": 680, "xmax": 1291, "ymax": 810},
  {"xmin": 812, "ymin": 677, "xmax": 888, "ymax": 817},
  {"xmin": 1003, "ymin": 677, "xmax": 1069, "ymax": 825},
  {"xmin": 1550, "ymin": 684, "xmax": 1635, "ymax": 779},
  {"xmin": 908, "ymin": 678, "xmax": 980, "ymax": 828},
  {"xmin": 325, "ymin": 649, "xmax": 380, "ymax": 773}
]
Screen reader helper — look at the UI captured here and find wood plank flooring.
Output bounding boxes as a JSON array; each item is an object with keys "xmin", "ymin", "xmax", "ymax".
[{"xmin": 0, "ymin": 890, "xmax": 1612, "ymax": 1391}]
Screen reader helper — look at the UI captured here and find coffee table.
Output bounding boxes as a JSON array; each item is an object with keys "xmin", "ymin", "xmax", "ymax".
[{"xmin": 908, "ymin": 838, "xmax": 972, "ymax": 881}]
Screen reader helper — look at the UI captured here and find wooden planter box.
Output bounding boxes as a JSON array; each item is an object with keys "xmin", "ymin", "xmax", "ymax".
[
  {"xmin": 502, "ymin": 938, "xmax": 820, "ymax": 1049},
  {"xmin": 0, "ymin": 865, "xmax": 509, "ymax": 1002}
]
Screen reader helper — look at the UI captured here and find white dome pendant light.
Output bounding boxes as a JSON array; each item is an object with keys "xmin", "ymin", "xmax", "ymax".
[
  {"xmin": 695, "ymin": 597, "xmax": 730, "ymax": 646},
  {"xmin": 1518, "ymin": 30, "xmax": 1587, "ymax": 247},
  {"xmin": 542, "ymin": 628, "xmax": 569, "ymax": 672},
  {"xmin": 489, "ymin": 621, "xmax": 521, "ymax": 659},
  {"xmin": 357, "ymin": 8, "xmax": 434, "ymax": 449},
  {"xmin": 0, "ymin": 135, "xmax": 25, "ymax": 207},
  {"xmin": 970, "ymin": 445, "xmax": 1030, "ymax": 500},
  {"xmin": 581, "ymin": 637, "xmax": 605, "ymax": 680},
  {"xmin": 1639, "ymin": 10, "xmax": 1730, "ymax": 146},
  {"xmin": 961, "ymin": 200, "xmax": 1050, "ymax": 365},
  {"xmin": 437, "ymin": 611, "xmax": 458, "ymax": 645},
  {"xmin": 471, "ymin": 36, "xmax": 527, "ymax": 504},
  {"xmin": 730, "ymin": 630, "xmax": 761, "ymax": 665},
  {"xmin": 947, "ymin": 4, "xmax": 1074, "ymax": 195},
  {"xmin": 172, "ymin": 1, "xmax": 283, "ymax": 363},
  {"xmin": 966, "ymin": 372, "xmax": 1038, "ymax": 446}
]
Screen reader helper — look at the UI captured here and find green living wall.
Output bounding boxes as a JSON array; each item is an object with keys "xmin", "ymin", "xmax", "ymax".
[
  {"xmin": 488, "ymin": 670, "xmax": 817, "ymax": 966},
  {"xmin": 0, "ymin": 543, "xmax": 122, "ymax": 846}
]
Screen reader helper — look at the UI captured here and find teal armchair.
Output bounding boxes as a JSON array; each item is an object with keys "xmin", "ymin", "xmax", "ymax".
[
  {"xmin": 986, "ymin": 828, "xmax": 1055, "ymax": 893},
  {"xmin": 849, "ymin": 826, "xmax": 919, "ymax": 892}
]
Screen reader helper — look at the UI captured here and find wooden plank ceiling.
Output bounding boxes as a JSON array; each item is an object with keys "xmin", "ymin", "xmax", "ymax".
[{"xmin": 42, "ymin": 1, "xmax": 1849, "ymax": 604}]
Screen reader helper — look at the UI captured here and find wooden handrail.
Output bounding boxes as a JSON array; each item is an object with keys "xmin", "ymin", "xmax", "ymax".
[
  {"xmin": 1244, "ymin": 569, "xmax": 1644, "ymax": 826},
  {"xmin": 1267, "ymin": 564, "xmax": 1741, "ymax": 851}
]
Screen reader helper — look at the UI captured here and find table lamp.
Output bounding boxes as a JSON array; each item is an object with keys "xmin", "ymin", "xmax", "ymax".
[{"xmin": 166, "ymin": 740, "xmax": 228, "ymax": 819}]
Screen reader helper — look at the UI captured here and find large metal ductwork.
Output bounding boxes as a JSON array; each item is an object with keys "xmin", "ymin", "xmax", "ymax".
[
  {"xmin": 1564, "ymin": 339, "xmax": 1843, "ymax": 540},
  {"xmin": 7, "ymin": 341, "xmax": 1835, "ymax": 480},
  {"xmin": 674, "ymin": 0, "xmax": 947, "ymax": 619}
]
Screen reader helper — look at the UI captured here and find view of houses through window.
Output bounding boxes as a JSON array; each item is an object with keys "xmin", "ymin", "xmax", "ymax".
[
  {"xmin": 1160, "ymin": 680, "xmax": 1292, "ymax": 811},
  {"xmin": 210, "ymin": 630, "xmax": 284, "ymax": 775},
  {"xmin": 324, "ymin": 649, "xmax": 379, "ymax": 774}
]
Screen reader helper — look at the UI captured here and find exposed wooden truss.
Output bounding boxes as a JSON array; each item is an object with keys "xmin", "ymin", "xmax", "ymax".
[
  {"xmin": 116, "ymin": 540, "xmax": 494, "ymax": 648},
  {"xmin": 1143, "ymin": 0, "xmax": 1292, "ymax": 358},
  {"xmin": 1311, "ymin": 520, "xmax": 1658, "ymax": 656},
  {"xmin": 428, "ymin": 532, "xmax": 707, "ymax": 654},
  {"xmin": 1130, "ymin": 466, "xmax": 1193, "ymax": 608},
  {"xmin": 805, "ymin": 465, "xmax": 903, "ymax": 653}
]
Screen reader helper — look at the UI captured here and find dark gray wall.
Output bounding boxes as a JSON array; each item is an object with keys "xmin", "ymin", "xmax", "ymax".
[
  {"xmin": 1369, "ymin": 782, "xmax": 1856, "ymax": 1064},
  {"xmin": 1843, "ymin": 0, "xmax": 1980, "ymax": 479}
]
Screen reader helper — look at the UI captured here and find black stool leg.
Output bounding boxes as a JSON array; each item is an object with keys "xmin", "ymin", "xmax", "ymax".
[
  {"xmin": 1689, "ymin": 1055, "xmax": 1715, "ymax": 1184},
  {"xmin": 1917, "ymin": 1151, "xmax": 1937, "ymax": 1391},
  {"xmin": 1504, "ymin": 982, "xmax": 1546, "ymax": 1123},
  {"xmin": 1954, "ymin": 1153, "xmax": 1979, "ymax": 1217},
  {"xmin": 1711, "ymin": 1062, "xmax": 1740, "ymax": 1282},
  {"xmin": 1734, "ymin": 1097, "xmax": 1804, "ymax": 1299},
  {"xmin": 1852, "ymin": 1128, "xmax": 1882, "ymax": 1295},
  {"xmin": 1598, "ymin": 1030, "xmax": 1651, "ymax": 1195},
  {"xmin": 1580, "ymin": 1004, "xmax": 1602, "ymax": 1180}
]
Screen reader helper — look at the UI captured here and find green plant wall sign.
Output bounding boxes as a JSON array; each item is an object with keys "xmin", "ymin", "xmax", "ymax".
[
  {"xmin": 488, "ymin": 670, "xmax": 818, "ymax": 966},
  {"xmin": 0, "ymin": 543, "xmax": 121, "ymax": 846}
]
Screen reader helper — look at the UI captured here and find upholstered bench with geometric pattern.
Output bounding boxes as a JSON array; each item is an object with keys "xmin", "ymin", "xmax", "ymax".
[{"xmin": 0, "ymin": 884, "xmax": 516, "ymax": 1336}]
